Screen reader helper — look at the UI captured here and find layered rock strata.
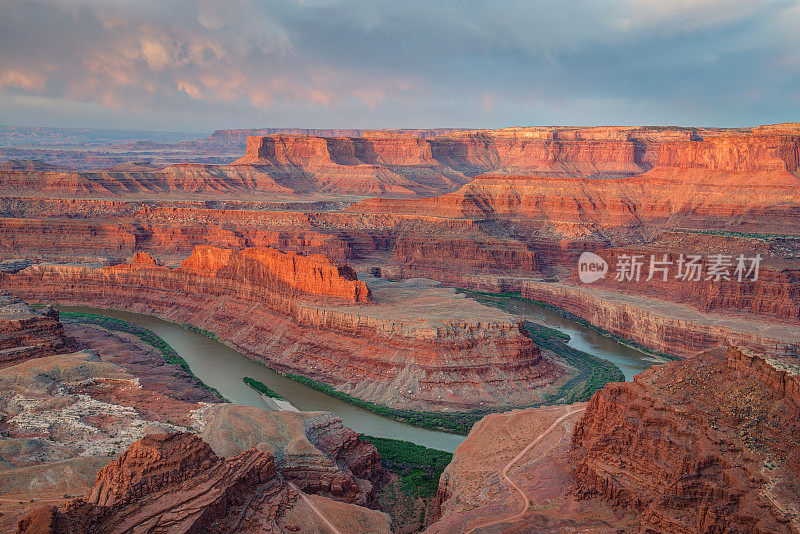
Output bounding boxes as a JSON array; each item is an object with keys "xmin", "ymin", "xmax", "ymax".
[
  {"xmin": 521, "ymin": 281, "xmax": 800, "ymax": 357},
  {"xmin": 16, "ymin": 432, "xmax": 390, "ymax": 534},
  {"xmin": 428, "ymin": 346, "xmax": 800, "ymax": 533},
  {"xmin": 0, "ymin": 290, "xmax": 64, "ymax": 366},
  {"xmin": 195, "ymin": 404, "xmax": 385, "ymax": 506}
]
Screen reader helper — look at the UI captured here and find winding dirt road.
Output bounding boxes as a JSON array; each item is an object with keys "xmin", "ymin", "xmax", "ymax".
[{"xmin": 464, "ymin": 406, "xmax": 586, "ymax": 533}]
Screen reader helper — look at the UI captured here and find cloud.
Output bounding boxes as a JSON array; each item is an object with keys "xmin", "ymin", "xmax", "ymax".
[
  {"xmin": 0, "ymin": 0, "xmax": 798, "ymax": 130},
  {"xmin": 0, "ymin": 70, "xmax": 47, "ymax": 91}
]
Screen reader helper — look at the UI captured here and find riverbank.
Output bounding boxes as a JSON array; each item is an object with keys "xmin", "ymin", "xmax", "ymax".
[
  {"xmin": 457, "ymin": 289, "xmax": 680, "ymax": 361},
  {"xmin": 54, "ymin": 300, "xmax": 633, "ymax": 438},
  {"xmin": 59, "ymin": 311, "xmax": 228, "ymax": 400},
  {"xmin": 69, "ymin": 306, "xmax": 484, "ymax": 435},
  {"xmin": 55, "ymin": 305, "xmax": 467, "ymax": 451}
]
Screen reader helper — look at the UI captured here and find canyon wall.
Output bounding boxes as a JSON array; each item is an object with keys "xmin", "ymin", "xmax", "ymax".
[
  {"xmin": 583, "ymin": 247, "xmax": 800, "ymax": 323},
  {"xmin": 571, "ymin": 346, "xmax": 800, "ymax": 533},
  {"xmin": 520, "ymin": 281, "xmax": 800, "ymax": 357}
]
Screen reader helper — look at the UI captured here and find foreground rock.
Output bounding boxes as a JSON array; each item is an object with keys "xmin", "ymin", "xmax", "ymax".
[
  {"xmin": 428, "ymin": 346, "xmax": 800, "ymax": 533},
  {"xmin": 195, "ymin": 404, "xmax": 387, "ymax": 507},
  {"xmin": 0, "ymin": 295, "xmax": 392, "ymax": 532},
  {"xmin": 16, "ymin": 432, "xmax": 391, "ymax": 534},
  {"xmin": 572, "ymin": 346, "xmax": 800, "ymax": 533},
  {"xmin": 0, "ymin": 290, "xmax": 64, "ymax": 367}
]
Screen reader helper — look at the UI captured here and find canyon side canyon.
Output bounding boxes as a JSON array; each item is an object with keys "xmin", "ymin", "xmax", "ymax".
[{"xmin": 1, "ymin": 124, "xmax": 799, "ymax": 533}]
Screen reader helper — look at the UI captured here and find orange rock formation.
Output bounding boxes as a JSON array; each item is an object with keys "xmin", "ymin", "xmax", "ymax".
[
  {"xmin": 2, "ymin": 248, "xmax": 559, "ymax": 411},
  {"xmin": 429, "ymin": 347, "xmax": 800, "ymax": 532}
]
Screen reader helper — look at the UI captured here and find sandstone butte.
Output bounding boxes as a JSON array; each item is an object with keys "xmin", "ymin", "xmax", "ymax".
[{"xmin": 429, "ymin": 346, "xmax": 800, "ymax": 533}]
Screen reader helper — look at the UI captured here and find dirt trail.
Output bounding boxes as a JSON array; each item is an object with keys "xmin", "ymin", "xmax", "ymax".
[
  {"xmin": 287, "ymin": 481, "xmax": 343, "ymax": 534},
  {"xmin": 464, "ymin": 406, "xmax": 586, "ymax": 533}
]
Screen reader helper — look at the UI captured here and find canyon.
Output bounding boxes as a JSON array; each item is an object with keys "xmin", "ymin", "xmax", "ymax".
[
  {"xmin": 1, "ymin": 247, "xmax": 567, "ymax": 413},
  {"xmin": 1, "ymin": 123, "xmax": 799, "ymax": 532}
]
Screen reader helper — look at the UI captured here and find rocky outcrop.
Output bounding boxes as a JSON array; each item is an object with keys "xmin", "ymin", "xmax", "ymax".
[
  {"xmin": 196, "ymin": 404, "xmax": 385, "ymax": 506},
  {"xmin": 16, "ymin": 431, "xmax": 392, "ymax": 534},
  {"xmin": 88, "ymin": 433, "xmax": 227, "ymax": 508},
  {"xmin": 17, "ymin": 432, "xmax": 280, "ymax": 534},
  {"xmin": 0, "ymin": 290, "xmax": 64, "ymax": 366},
  {"xmin": 571, "ymin": 347, "xmax": 800, "ymax": 533},
  {"xmin": 427, "ymin": 346, "xmax": 800, "ymax": 533},
  {"xmin": 58, "ymin": 245, "xmax": 371, "ymax": 304},
  {"xmin": 175, "ymin": 245, "xmax": 371, "ymax": 303}
]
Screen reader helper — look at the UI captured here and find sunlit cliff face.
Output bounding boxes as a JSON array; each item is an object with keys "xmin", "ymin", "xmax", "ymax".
[{"xmin": 1, "ymin": 0, "xmax": 800, "ymax": 130}]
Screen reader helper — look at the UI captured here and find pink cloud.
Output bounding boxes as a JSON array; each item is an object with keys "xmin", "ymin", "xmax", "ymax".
[{"xmin": 0, "ymin": 70, "xmax": 47, "ymax": 91}]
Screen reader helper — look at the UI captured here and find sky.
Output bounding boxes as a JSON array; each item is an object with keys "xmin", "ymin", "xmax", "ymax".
[{"xmin": 1, "ymin": 0, "xmax": 799, "ymax": 132}]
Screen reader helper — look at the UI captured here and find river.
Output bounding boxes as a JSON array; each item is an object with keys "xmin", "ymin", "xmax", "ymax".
[
  {"xmin": 60, "ymin": 298, "xmax": 660, "ymax": 452},
  {"xmin": 461, "ymin": 293, "xmax": 665, "ymax": 381},
  {"xmin": 60, "ymin": 305, "xmax": 466, "ymax": 452}
]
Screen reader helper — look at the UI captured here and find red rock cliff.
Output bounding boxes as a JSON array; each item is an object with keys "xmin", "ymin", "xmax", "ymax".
[
  {"xmin": 571, "ymin": 347, "xmax": 800, "ymax": 533},
  {"xmin": 179, "ymin": 245, "xmax": 371, "ymax": 303},
  {"xmin": 657, "ymin": 133, "xmax": 800, "ymax": 172},
  {"xmin": 0, "ymin": 290, "xmax": 65, "ymax": 367}
]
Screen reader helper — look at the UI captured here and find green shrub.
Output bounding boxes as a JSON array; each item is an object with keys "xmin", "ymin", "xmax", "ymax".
[
  {"xmin": 284, "ymin": 374, "xmax": 483, "ymax": 435},
  {"xmin": 243, "ymin": 376, "xmax": 284, "ymax": 400},
  {"xmin": 360, "ymin": 434, "xmax": 452, "ymax": 498}
]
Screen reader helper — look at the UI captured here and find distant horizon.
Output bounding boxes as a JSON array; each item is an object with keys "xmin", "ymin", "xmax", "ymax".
[{"xmin": 3, "ymin": 121, "xmax": 798, "ymax": 140}]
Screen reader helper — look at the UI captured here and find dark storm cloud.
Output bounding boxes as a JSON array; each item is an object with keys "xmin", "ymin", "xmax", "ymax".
[{"xmin": 0, "ymin": 0, "xmax": 798, "ymax": 130}]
